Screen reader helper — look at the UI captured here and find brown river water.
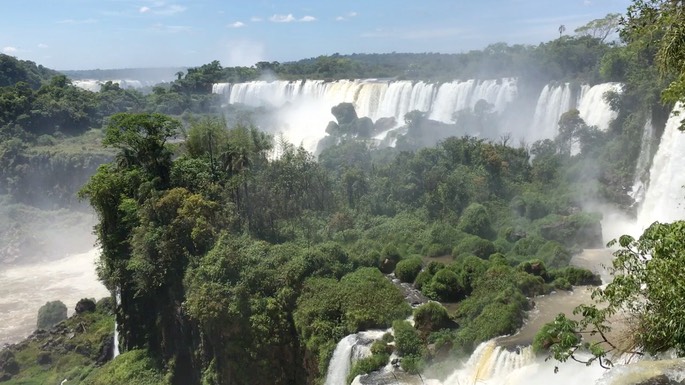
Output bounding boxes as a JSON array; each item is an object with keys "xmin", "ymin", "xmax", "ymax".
[{"xmin": 0, "ymin": 249, "xmax": 109, "ymax": 347}]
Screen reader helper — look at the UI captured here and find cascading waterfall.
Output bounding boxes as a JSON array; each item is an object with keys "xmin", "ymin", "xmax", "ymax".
[
  {"xmin": 324, "ymin": 330, "xmax": 387, "ymax": 385},
  {"xmin": 530, "ymin": 83, "xmax": 575, "ymax": 142},
  {"xmin": 73, "ymin": 79, "xmax": 156, "ymax": 92},
  {"xmin": 212, "ymin": 78, "xmax": 515, "ymax": 152},
  {"xmin": 636, "ymin": 104, "xmax": 685, "ymax": 229},
  {"xmin": 630, "ymin": 118, "xmax": 655, "ymax": 204},
  {"xmin": 434, "ymin": 339, "xmax": 609, "ymax": 385},
  {"xmin": 113, "ymin": 290, "xmax": 121, "ymax": 358},
  {"xmin": 577, "ymin": 83, "xmax": 621, "ymax": 131}
]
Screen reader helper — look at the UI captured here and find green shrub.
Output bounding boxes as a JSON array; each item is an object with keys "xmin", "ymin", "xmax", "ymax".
[
  {"xmin": 458, "ymin": 203, "xmax": 495, "ymax": 239},
  {"xmin": 536, "ymin": 241, "xmax": 571, "ymax": 268},
  {"xmin": 552, "ymin": 277, "xmax": 572, "ymax": 291},
  {"xmin": 379, "ymin": 244, "xmax": 402, "ymax": 273},
  {"xmin": 84, "ymin": 349, "xmax": 167, "ymax": 385},
  {"xmin": 392, "ymin": 320, "xmax": 423, "ymax": 357},
  {"xmin": 424, "ymin": 269, "xmax": 464, "ymax": 302},
  {"xmin": 395, "ymin": 257, "xmax": 423, "ymax": 283},
  {"xmin": 37, "ymin": 300, "xmax": 67, "ymax": 329},
  {"xmin": 414, "ymin": 271, "xmax": 432, "ymax": 290},
  {"xmin": 453, "ymin": 235, "xmax": 495, "ymax": 259},
  {"xmin": 400, "ymin": 355, "xmax": 425, "ymax": 374},
  {"xmin": 414, "ymin": 302, "xmax": 452, "ymax": 337},
  {"xmin": 549, "ymin": 266, "xmax": 601, "ymax": 285}
]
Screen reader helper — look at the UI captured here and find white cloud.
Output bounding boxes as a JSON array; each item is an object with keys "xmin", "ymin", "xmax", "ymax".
[
  {"xmin": 2, "ymin": 46, "xmax": 17, "ymax": 54},
  {"xmin": 269, "ymin": 14, "xmax": 316, "ymax": 23},
  {"xmin": 138, "ymin": 3, "xmax": 187, "ymax": 16},
  {"xmin": 230, "ymin": 21, "xmax": 245, "ymax": 28},
  {"xmin": 270, "ymin": 14, "xmax": 296, "ymax": 23},
  {"xmin": 336, "ymin": 11, "xmax": 358, "ymax": 21},
  {"xmin": 57, "ymin": 18, "xmax": 98, "ymax": 24},
  {"xmin": 38, "ymin": 43, "xmax": 49, "ymax": 49},
  {"xmin": 250, "ymin": 16, "xmax": 263, "ymax": 22}
]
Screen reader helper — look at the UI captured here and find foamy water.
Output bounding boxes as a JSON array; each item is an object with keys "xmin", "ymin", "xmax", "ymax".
[{"xmin": 0, "ymin": 248, "xmax": 109, "ymax": 346}]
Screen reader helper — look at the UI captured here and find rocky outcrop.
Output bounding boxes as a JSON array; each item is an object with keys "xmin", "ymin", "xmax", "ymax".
[{"xmin": 75, "ymin": 298, "xmax": 96, "ymax": 314}]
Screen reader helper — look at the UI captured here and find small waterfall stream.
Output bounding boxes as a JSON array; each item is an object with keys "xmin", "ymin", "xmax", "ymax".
[
  {"xmin": 630, "ymin": 118, "xmax": 655, "ymax": 205},
  {"xmin": 112, "ymin": 290, "xmax": 121, "ymax": 358},
  {"xmin": 325, "ymin": 330, "xmax": 387, "ymax": 385}
]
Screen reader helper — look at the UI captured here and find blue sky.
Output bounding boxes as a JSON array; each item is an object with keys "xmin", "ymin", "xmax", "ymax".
[{"xmin": 0, "ymin": 0, "xmax": 631, "ymax": 70}]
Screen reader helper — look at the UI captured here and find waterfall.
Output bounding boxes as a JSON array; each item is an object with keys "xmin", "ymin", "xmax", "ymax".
[
  {"xmin": 113, "ymin": 290, "xmax": 121, "ymax": 358},
  {"xmin": 529, "ymin": 83, "xmax": 575, "ymax": 142},
  {"xmin": 324, "ymin": 330, "xmax": 388, "ymax": 385},
  {"xmin": 637, "ymin": 104, "xmax": 685, "ymax": 229},
  {"xmin": 577, "ymin": 83, "xmax": 621, "ymax": 131},
  {"xmin": 630, "ymin": 118, "xmax": 655, "ymax": 204},
  {"xmin": 212, "ymin": 78, "xmax": 516, "ymax": 152}
]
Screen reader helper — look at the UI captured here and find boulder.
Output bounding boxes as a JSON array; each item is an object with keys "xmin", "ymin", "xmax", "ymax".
[
  {"xmin": 75, "ymin": 298, "xmax": 96, "ymax": 314},
  {"xmin": 0, "ymin": 350, "xmax": 19, "ymax": 375}
]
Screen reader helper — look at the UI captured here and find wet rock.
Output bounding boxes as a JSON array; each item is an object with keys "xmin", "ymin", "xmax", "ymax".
[{"xmin": 387, "ymin": 274, "xmax": 429, "ymax": 306}]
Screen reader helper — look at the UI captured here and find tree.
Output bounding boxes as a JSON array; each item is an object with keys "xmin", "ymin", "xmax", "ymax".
[
  {"xmin": 559, "ymin": 24, "xmax": 566, "ymax": 37},
  {"xmin": 103, "ymin": 112, "xmax": 180, "ymax": 187},
  {"xmin": 575, "ymin": 13, "xmax": 621, "ymax": 42},
  {"xmin": 537, "ymin": 221, "xmax": 685, "ymax": 368},
  {"xmin": 623, "ymin": 1, "xmax": 685, "ymax": 110},
  {"xmin": 556, "ymin": 109, "xmax": 589, "ymax": 155}
]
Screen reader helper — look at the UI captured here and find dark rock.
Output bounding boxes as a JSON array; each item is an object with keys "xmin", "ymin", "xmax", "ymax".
[
  {"xmin": 0, "ymin": 372, "xmax": 13, "ymax": 382},
  {"xmin": 96, "ymin": 335, "xmax": 114, "ymax": 365},
  {"xmin": 633, "ymin": 374, "xmax": 682, "ymax": 385},
  {"xmin": 373, "ymin": 117, "xmax": 397, "ymax": 135},
  {"xmin": 331, "ymin": 103, "xmax": 358, "ymax": 126},
  {"xmin": 36, "ymin": 351, "xmax": 52, "ymax": 365},
  {"xmin": 539, "ymin": 216, "xmax": 603, "ymax": 248},
  {"xmin": 75, "ymin": 298, "xmax": 96, "ymax": 314},
  {"xmin": 0, "ymin": 351, "xmax": 19, "ymax": 375}
]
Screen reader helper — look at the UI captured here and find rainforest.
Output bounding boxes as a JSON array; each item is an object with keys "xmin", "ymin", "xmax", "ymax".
[{"xmin": 2, "ymin": 1, "xmax": 685, "ymax": 384}]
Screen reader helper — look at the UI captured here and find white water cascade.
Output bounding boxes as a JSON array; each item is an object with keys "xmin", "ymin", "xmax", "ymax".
[
  {"xmin": 577, "ymin": 83, "xmax": 621, "ymax": 131},
  {"xmin": 113, "ymin": 290, "xmax": 121, "ymax": 358},
  {"xmin": 324, "ymin": 330, "xmax": 387, "ymax": 385},
  {"xmin": 435, "ymin": 340, "xmax": 608, "ymax": 385},
  {"xmin": 530, "ymin": 83, "xmax": 575, "ymax": 142},
  {"xmin": 630, "ymin": 118, "xmax": 655, "ymax": 205},
  {"xmin": 637, "ymin": 104, "xmax": 685, "ymax": 229},
  {"xmin": 529, "ymin": 82, "xmax": 620, "ymax": 144},
  {"xmin": 213, "ymin": 79, "xmax": 516, "ymax": 152}
]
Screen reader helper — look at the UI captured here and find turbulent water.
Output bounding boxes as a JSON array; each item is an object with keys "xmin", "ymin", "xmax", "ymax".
[{"xmin": 0, "ymin": 248, "xmax": 109, "ymax": 346}]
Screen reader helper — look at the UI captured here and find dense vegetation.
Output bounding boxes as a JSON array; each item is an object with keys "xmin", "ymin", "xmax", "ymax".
[{"xmin": 2, "ymin": 1, "xmax": 685, "ymax": 384}]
